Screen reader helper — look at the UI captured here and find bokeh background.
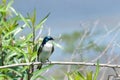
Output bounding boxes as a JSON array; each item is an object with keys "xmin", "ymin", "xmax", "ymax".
[{"xmin": 13, "ymin": 0, "xmax": 120, "ymax": 80}]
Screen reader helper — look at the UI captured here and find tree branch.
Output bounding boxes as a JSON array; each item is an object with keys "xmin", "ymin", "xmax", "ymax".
[{"xmin": 0, "ymin": 61, "xmax": 120, "ymax": 69}]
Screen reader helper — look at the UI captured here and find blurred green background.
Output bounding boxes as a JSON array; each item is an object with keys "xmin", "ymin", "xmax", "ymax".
[{"xmin": 1, "ymin": 0, "xmax": 120, "ymax": 80}]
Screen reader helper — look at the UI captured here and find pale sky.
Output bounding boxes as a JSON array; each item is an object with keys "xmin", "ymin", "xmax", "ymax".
[{"xmin": 13, "ymin": 0, "xmax": 120, "ymax": 35}]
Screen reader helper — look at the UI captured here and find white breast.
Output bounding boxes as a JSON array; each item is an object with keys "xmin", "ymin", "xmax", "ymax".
[
  {"xmin": 43, "ymin": 41, "xmax": 53, "ymax": 52},
  {"xmin": 39, "ymin": 41, "xmax": 53, "ymax": 62}
]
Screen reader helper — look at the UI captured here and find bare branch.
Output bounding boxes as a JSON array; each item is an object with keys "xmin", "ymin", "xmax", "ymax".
[{"xmin": 0, "ymin": 61, "xmax": 120, "ymax": 69}]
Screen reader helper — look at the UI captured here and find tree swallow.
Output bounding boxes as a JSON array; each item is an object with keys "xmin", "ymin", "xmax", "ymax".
[{"xmin": 37, "ymin": 36, "xmax": 54, "ymax": 69}]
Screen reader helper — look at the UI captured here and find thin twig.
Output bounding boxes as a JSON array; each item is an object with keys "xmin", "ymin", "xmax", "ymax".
[
  {"xmin": 92, "ymin": 28, "xmax": 120, "ymax": 62},
  {"xmin": 100, "ymin": 54, "xmax": 120, "ymax": 80},
  {"xmin": 89, "ymin": 20, "xmax": 99, "ymax": 36},
  {"xmin": 96, "ymin": 23, "xmax": 120, "ymax": 45},
  {"xmin": 64, "ymin": 28, "xmax": 89, "ymax": 80},
  {"xmin": 100, "ymin": 43, "xmax": 115, "ymax": 80},
  {"xmin": 0, "ymin": 61, "xmax": 120, "ymax": 69},
  {"xmin": 113, "ymin": 67, "xmax": 119, "ymax": 77},
  {"xmin": 35, "ymin": 25, "xmax": 43, "ymax": 41}
]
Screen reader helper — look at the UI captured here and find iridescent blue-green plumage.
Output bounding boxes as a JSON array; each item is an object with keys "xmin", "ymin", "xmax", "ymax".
[{"xmin": 37, "ymin": 36, "xmax": 54, "ymax": 69}]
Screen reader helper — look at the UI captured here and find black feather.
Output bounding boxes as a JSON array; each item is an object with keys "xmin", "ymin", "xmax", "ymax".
[{"xmin": 37, "ymin": 45, "xmax": 43, "ymax": 69}]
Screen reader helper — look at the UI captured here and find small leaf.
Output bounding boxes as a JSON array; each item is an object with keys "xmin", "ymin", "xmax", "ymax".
[
  {"xmin": 93, "ymin": 60, "xmax": 100, "ymax": 80},
  {"xmin": 87, "ymin": 71, "xmax": 93, "ymax": 80},
  {"xmin": 23, "ymin": 33, "xmax": 33, "ymax": 44},
  {"xmin": 0, "ymin": 74, "xmax": 12, "ymax": 80},
  {"xmin": 31, "ymin": 9, "xmax": 36, "ymax": 26},
  {"xmin": 31, "ymin": 51, "xmax": 37, "ymax": 61},
  {"xmin": 67, "ymin": 71, "xmax": 85, "ymax": 80},
  {"xmin": 14, "ymin": 24, "xmax": 27, "ymax": 36},
  {"xmin": 6, "ymin": 0, "xmax": 13, "ymax": 11},
  {"xmin": 68, "ymin": 74, "xmax": 74, "ymax": 80},
  {"xmin": 5, "ymin": 52, "xmax": 17, "ymax": 62},
  {"xmin": 77, "ymin": 72, "xmax": 85, "ymax": 80},
  {"xmin": 37, "ymin": 75, "xmax": 48, "ymax": 80},
  {"xmin": 23, "ymin": 73, "xmax": 28, "ymax": 80},
  {"xmin": 19, "ymin": 13, "xmax": 31, "ymax": 28},
  {"xmin": 35, "ymin": 13, "xmax": 50, "ymax": 30},
  {"xmin": 50, "ymin": 77, "xmax": 56, "ymax": 80},
  {"xmin": 31, "ymin": 65, "xmax": 53, "ymax": 80},
  {"xmin": 10, "ymin": 7, "xmax": 18, "ymax": 15},
  {"xmin": 8, "ymin": 68, "xmax": 22, "ymax": 77},
  {"xmin": 11, "ymin": 47, "xmax": 29, "ymax": 63},
  {"xmin": 53, "ymin": 42, "xmax": 64, "ymax": 50},
  {"xmin": 0, "ymin": 6, "xmax": 6, "ymax": 12},
  {"xmin": 3, "ymin": 23, "xmax": 26, "ymax": 39}
]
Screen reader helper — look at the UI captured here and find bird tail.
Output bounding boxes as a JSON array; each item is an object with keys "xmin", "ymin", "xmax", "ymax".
[{"xmin": 37, "ymin": 64, "xmax": 42, "ymax": 69}]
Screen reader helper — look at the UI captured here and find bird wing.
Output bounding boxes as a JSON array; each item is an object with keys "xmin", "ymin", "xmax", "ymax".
[
  {"xmin": 37, "ymin": 45, "xmax": 43, "ymax": 62},
  {"xmin": 51, "ymin": 45, "xmax": 54, "ymax": 54}
]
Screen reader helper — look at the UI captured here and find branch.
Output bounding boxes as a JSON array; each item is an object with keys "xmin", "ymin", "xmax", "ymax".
[{"xmin": 0, "ymin": 61, "xmax": 120, "ymax": 69}]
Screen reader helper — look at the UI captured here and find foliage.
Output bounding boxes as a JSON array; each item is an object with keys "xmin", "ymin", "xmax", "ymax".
[
  {"xmin": 0, "ymin": 0, "xmax": 51, "ymax": 79},
  {"xmin": 61, "ymin": 31, "xmax": 105, "ymax": 54},
  {"xmin": 0, "ymin": 0, "xmax": 101, "ymax": 80},
  {"xmin": 67, "ymin": 61, "xmax": 100, "ymax": 80}
]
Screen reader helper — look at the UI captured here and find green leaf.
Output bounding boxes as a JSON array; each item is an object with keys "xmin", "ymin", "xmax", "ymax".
[
  {"xmin": 37, "ymin": 75, "xmax": 48, "ymax": 80},
  {"xmin": 8, "ymin": 68, "xmax": 22, "ymax": 77},
  {"xmin": 50, "ymin": 77, "xmax": 56, "ymax": 80},
  {"xmin": 68, "ymin": 74, "xmax": 74, "ymax": 80},
  {"xmin": 2, "ymin": 0, "xmax": 6, "ymax": 5},
  {"xmin": 3, "ymin": 24, "xmax": 26, "ymax": 39},
  {"xmin": 22, "ymin": 33, "xmax": 33, "ymax": 44},
  {"xmin": 10, "ymin": 7, "xmax": 18, "ymax": 15},
  {"xmin": 8, "ymin": 46, "xmax": 29, "ymax": 63},
  {"xmin": 86, "ymin": 71, "xmax": 93, "ymax": 80},
  {"xmin": 5, "ymin": 52, "xmax": 17, "ymax": 62},
  {"xmin": 77, "ymin": 72, "xmax": 85, "ymax": 80},
  {"xmin": 31, "ymin": 9, "xmax": 36, "ymax": 26},
  {"xmin": 19, "ymin": 13, "xmax": 31, "ymax": 28},
  {"xmin": 6, "ymin": 0, "xmax": 13, "ymax": 11},
  {"xmin": 69, "ymin": 77, "xmax": 73, "ymax": 80},
  {"xmin": 16, "ymin": 48, "xmax": 29, "ymax": 63},
  {"xmin": 35, "ymin": 13, "xmax": 50, "ymax": 30},
  {"xmin": 0, "ymin": 74, "xmax": 12, "ymax": 80},
  {"xmin": 14, "ymin": 24, "xmax": 27, "ymax": 36},
  {"xmin": 31, "ymin": 51, "xmax": 37, "ymax": 61},
  {"xmin": 0, "ymin": 6, "xmax": 6, "ymax": 12},
  {"xmin": 53, "ymin": 42, "xmax": 64, "ymax": 50},
  {"xmin": 14, "ymin": 58, "xmax": 20, "ymax": 64},
  {"xmin": 93, "ymin": 60, "xmax": 100, "ymax": 80},
  {"xmin": 23, "ymin": 73, "xmax": 28, "ymax": 80},
  {"xmin": 31, "ymin": 65, "xmax": 53, "ymax": 80},
  {"xmin": 67, "ymin": 71, "xmax": 85, "ymax": 80}
]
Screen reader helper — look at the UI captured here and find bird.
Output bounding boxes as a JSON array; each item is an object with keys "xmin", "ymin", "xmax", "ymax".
[{"xmin": 37, "ymin": 36, "xmax": 54, "ymax": 69}]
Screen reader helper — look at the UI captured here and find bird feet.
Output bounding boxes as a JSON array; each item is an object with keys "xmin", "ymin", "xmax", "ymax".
[{"xmin": 46, "ymin": 59, "xmax": 51, "ymax": 64}]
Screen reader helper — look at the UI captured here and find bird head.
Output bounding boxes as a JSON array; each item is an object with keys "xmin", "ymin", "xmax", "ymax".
[{"xmin": 42, "ymin": 36, "xmax": 54, "ymax": 45}]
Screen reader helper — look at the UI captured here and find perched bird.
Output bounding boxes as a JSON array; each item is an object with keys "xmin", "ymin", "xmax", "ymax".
[{"xmin": 37, "ymin": 36, "xmax": 54, "ymax": 69}]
